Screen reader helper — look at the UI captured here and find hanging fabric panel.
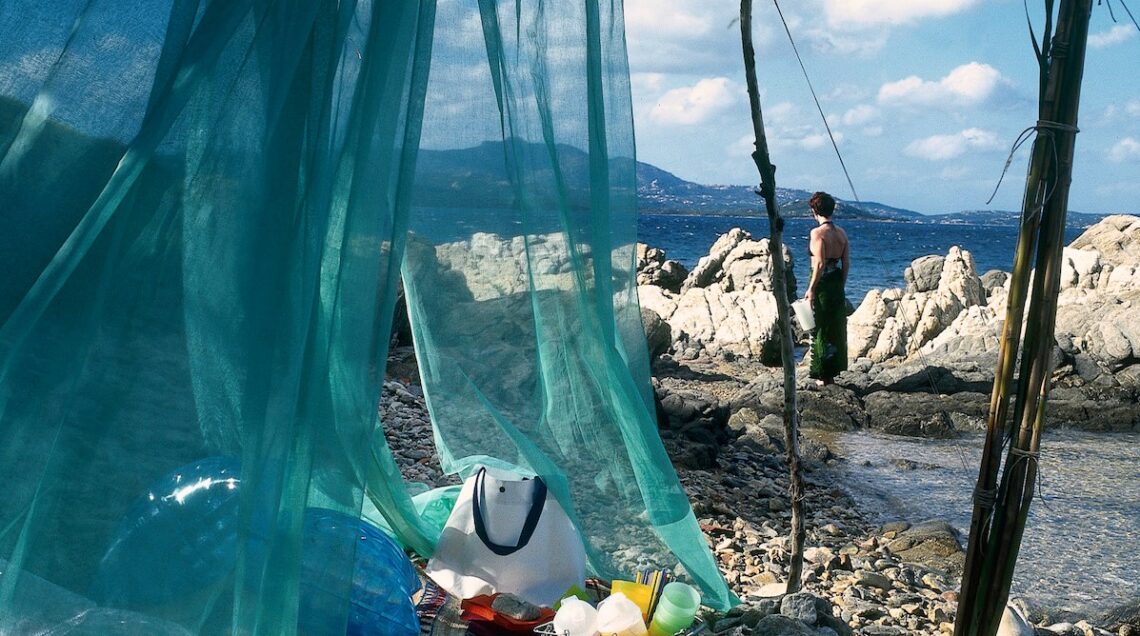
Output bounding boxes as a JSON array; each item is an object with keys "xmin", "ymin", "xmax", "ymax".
[
  {"xmin": 0, "ymin": 0, "xmax": 435, "ymax": 633},
  {"xmin": 394, "ymin": 0, "xmax": 733, "ymax": 610}
]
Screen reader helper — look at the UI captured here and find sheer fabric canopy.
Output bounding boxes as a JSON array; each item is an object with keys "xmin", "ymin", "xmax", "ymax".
[{"xmin": 0, "ymin": 0, "xmax": 732, "ymax": 632}]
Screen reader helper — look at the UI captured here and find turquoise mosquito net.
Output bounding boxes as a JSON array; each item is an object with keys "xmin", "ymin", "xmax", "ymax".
[{"xmin": 0, "ymin": 0, "xmax": 733, "ymax": 632}]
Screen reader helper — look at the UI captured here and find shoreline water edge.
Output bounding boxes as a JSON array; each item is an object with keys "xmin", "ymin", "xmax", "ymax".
[{"xmin": 386, "ymin": 214, "xmax": 1140, "ymax": 636}]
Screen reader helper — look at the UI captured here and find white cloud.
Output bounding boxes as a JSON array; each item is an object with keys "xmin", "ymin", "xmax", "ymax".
[
  {"xmin": 729, "ymin": 134, "xmax": 756, "ymax": 157},
  {"xmin": 631, "ymin": 73, "xmax": 667, "ymax": 95},
  {"xmin": 824, "ymin": 0, "xmax": 980, "ymax": 27},
  {"xmin": 879, "ymin": 62, "xmax": 1006, "ymax": 107},
  {"xmin": 624, "ymin": 1, "xmax": 714, "ymax": 38},
  {"xmin": 841, "ymin": 104, "xmax": 879, "ymax": 126},
  {"xmin": 766, "ymin": 101, "xmax": 799, "ymax": 123},
  {"xmin": 766, "ymin": 126, "xmax": 844, "ymax": 152},
  {"xmin": 1129, "ymin": 100, "xmax": 1140, "ymax": 117},
  {"xmin": 800, "ymin": 132, "xmax": 842, "ymax": 150},
  {"xmin": 1089, "ymin": 24, "xmax": 1137, "ymax": 48},
  {"xmin": 650, "ymin": 77, "xmax": 741, "ymax": 125},
  {"xmin": 863, "ymin": 126, "xmax": 884, "ymax": 137},
  {"xmin": 904, "ymin": 128, "xmax": 1002, "ymax": 161},
  {"xmin": 624, "ymin": 0, "xmax": 744, "ymax": 74},
  {"xmin": 1108, "ymin": 137, "xmax": 1140, "ymax": 162}
]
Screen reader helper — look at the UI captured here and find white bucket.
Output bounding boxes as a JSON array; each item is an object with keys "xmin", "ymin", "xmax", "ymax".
[{"xmin": 791, "ymin": 298, "xmax": 815, "ymax": 331}]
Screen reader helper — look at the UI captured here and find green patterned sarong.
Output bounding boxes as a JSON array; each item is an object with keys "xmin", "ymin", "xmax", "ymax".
[{"xmin": 810, "ymin": 266, "xmax": 848, "ymax": 381}]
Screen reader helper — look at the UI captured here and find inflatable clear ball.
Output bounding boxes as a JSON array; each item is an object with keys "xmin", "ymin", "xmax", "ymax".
[
  {"xmin": 298, "ymin": 508, "xmax": 420, "ymax": 636},
  {"xmin": 92, "ymin": 458, "xmax": 420, "ymax": 635},
  {"xmin": 91, "ymin": 456, "xmax": 242, "ymax": 608}
]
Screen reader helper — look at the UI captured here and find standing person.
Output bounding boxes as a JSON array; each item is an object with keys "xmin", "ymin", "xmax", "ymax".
[{"xmin": 804, "ymin": 191, "xmax": 849, "ymax": 386}]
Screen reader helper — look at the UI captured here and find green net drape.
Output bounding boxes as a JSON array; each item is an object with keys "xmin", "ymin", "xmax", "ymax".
[
  {"xmin": 1, "ymin": 0, "xmax": 436, "ymax": 632},
  {"xmin": 387, "ymin": 0, "xmax": 733, "ymax": 610},
  {"xmin": 1, "ymin": 0, "xmax": 732, "ymax": 631}
]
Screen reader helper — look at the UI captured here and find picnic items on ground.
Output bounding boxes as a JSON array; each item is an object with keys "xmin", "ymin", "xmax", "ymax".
[
  {"xmin": 595, "ymin": 592, "xmax": 649, "ymax": 636},
  {"xmin": 646, "ymin": 582, "xmax": 701, "ymax": 636},
  {"xmin": 552, "ymin": 596, "xmax": 600, "ymax": 636},
  {"xmin": 609, "ymin": 580, "xmax": 654, "ymax": 622},
  {"xmin": 460, "ymin": 593, "xmax": 555, "ymax": 633},
  {"xmin": 425, "ymin": 466, "xmax": 587, "ymax": 607}
]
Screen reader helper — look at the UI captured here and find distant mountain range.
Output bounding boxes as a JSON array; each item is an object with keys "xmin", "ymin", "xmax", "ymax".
[
  {"xmin": 414, "ymin": 139, "xmax": 1108, "ymax": 226},
  {"xmin": 637, "ymin": 161, "xmax": 1110, "ymax": 226}
]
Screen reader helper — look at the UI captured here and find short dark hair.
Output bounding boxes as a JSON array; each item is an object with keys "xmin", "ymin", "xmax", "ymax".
[{"xmin": 810, "ymin": 191, "xmax": 836, "ymax": 218}]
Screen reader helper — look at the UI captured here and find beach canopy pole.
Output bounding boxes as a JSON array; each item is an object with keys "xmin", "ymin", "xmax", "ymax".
[
  {"xmin": 954, "ymin": 1, "xmax": 1093, "ymax": 633},
  {"xmin": 739, "ymin": 0, "xmax": 807, "ymax": 594}
]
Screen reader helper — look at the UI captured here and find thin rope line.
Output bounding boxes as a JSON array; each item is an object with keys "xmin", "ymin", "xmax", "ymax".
[
  {"xmin": 770, "ymin": 0, "xmax": 953, "ymax": 427},
  {"xmin": 771, "ymin": 0, "xmax": 858, "ymax": 202},
  {"xmin": 1118, "ymin": 0, "xmax": 1140, "ymax": 32},
  {"xmin": 1103, "ymin": 0, "xmax": 1120, "ymax": 22},
  {"xmin": 986, "ymin": 126, "xmax": 1037, "ymax": 205}
]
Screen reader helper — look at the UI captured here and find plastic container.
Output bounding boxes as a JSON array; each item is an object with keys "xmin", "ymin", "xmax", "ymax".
[
  {"xmin": 646, "ymin": 583, "xmax": 700, "ymax": 636},
  {"xmin": 595, "ymin": 592, "xmax": 648, "ymax": 636},
  {"xmin": 791, "ymin": 298, "xmax": 815, "ymax": 331},
  {"xmin": 610, "ymin": 580, "xmax": 653, "ymax": 621},
  {"xmin": 552, "ymin": 597, "xmax": 599, "ymax": 636}
]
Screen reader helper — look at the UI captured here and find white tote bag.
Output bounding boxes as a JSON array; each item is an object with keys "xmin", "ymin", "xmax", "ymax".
[{"xmin": 425, "ymin": 466, "xmax": 587, "ymax": 607}]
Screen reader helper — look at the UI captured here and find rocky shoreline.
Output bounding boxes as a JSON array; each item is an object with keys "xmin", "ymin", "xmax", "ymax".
[
  {"xmin": 639, "ymin": 215, "xmax": 1140, "ymax": 438},
  {"xmin": 382, "ymin": 359, "xmax": 1137, "ymax": 635},
  {"xmin": 382, "ymin": 214, "xmax": 1140, "ymax": 635}
]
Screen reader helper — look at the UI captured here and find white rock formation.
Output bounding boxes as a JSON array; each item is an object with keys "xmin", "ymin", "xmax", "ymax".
[{"xmin": 638, "ymin": 228, "xmax": 794, "ymax": 359}]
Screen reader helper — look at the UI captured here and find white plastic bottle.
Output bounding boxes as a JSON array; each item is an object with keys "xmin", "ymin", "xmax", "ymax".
[
  {"xmin": 594, "ymin": 593, "xmax": 648, "ymax": 636},
  {"xmin": 553, "ymin": 597, "xmax": 599, "ymax": 636}
]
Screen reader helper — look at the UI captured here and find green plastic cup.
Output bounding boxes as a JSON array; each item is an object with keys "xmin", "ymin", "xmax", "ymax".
[{"xmin": 647, "ymin": 582, "xmax": 700, "ymax": 636}]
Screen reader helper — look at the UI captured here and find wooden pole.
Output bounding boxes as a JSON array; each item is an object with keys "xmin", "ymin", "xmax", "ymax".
[
  {"xmin": 954, "ymin": 1, "xmax": 1092, "ymax": 633},
  {"xmin": 739, "ymin": 0, "xmax": 806, "ymax": 594}
]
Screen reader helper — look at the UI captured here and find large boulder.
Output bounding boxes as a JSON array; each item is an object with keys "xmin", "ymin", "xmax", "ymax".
[
  {"xmin": 1055, "ymin": 288, "xmax": 1140, "ymax": 371},
  {"xmin": 884, "ymin": 519, "xmax": 965, "ymax": 576},
  {"xmin": 637, "ymin": 228, "xmax": 796, "ymax": 360},
  {"xmin": 1068, "ymin": 214, "xmax": 1140, "ymax": 268},
  {"xmin": 641, "ymin": 306, "xmax": 672, "ymax": 359},
  {"xmin": 905, "ymin": 255, "xmax": 944, "ymax": 294},
  {"xmin": 849, "ymin": 247, "xmax": 985, "ymax": 363},
  {"xmin": 863, "ymin": 390, "xmax": 986, "ymax": 437},
  {"xmin": 636, "ymin": 243, "xmax": 688, "ymax": 293}
]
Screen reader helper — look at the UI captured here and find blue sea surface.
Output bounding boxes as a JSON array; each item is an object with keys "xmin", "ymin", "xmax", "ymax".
[{"xmin": 638, "ymin": 214, "xmax": 1088, "ymax": 304}]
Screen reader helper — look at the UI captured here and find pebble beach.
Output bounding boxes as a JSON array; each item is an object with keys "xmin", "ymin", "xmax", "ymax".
[{"xmin": 381, "ymin": 359, "xmax": 1131, "ymax": 636}]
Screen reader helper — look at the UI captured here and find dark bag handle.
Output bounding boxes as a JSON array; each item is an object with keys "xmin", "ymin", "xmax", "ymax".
[{"xmin": 471, "ymin": 467, "xmax": 547, "ymax": 556}]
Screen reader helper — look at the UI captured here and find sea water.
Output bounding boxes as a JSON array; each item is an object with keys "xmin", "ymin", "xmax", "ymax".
[
  {"xmin": 817, "ymin": 429, "xmax": 1140, "ymax": 618},
  {"xmin": 637, "ymin": 214, "xmax": 1088, "ymax": 305}
]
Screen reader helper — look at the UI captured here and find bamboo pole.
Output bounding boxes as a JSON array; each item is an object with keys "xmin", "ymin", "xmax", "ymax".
[
  {"xmin": 954, "ymin": 1, "xmax": 1092, "ymax": 633},
  {"xmin": 739, "ymin": 0, "xmax": 806, "ymax": 594}
]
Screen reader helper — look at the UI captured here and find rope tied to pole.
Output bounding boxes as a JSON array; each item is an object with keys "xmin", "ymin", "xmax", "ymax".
[
  {"xmin": 1008, "ymin": 446, "xmax": 1042, "ymax": 474},
  {"xmin": 1035, "ymin": 119, "xmax": 1080, "ymax": 134},
  {"xmin": 972, "ymin": 486, "xmax": 998, "ymax": 508},
  {"xmin": 1009, "ymin": 447, "xmax": 1040, "ymax": 459},
  {"xmin": 985, "ymin": 119, "xmax": 1080, "ymax": 206}
]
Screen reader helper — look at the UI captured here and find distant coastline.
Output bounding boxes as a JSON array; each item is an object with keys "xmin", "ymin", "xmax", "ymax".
[{"xmin": 637, "ymin": 161, "xmax": 1114, "ymax": 226}]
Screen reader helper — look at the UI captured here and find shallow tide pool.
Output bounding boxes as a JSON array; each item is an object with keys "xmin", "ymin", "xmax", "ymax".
[{"xmin": 814, "ymin": 429, "xmax": 1140, "ymax": 617}]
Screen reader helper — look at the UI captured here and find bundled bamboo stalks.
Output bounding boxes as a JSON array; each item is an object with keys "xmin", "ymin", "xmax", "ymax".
[
  {"xmin": 739, "ymin": 0, "xmax": 806, "ymax": 594},
  {"xmin": 954, "ymin": 1, "xmax": 1093, "ymax": 634}
]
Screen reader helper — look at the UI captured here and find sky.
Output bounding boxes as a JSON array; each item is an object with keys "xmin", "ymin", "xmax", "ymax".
[{"xmin": 624, "ymin": 0, "xmax": 1140, "ymax": 215}]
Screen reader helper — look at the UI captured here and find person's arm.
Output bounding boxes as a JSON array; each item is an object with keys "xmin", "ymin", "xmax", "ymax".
[
  {"xmin": 841, "ymin": 235, "xmax": 851, "ymax": 287},
  {"xmin": 806, "ymin": 229, "xmax": 824, "ymax": 307}
]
